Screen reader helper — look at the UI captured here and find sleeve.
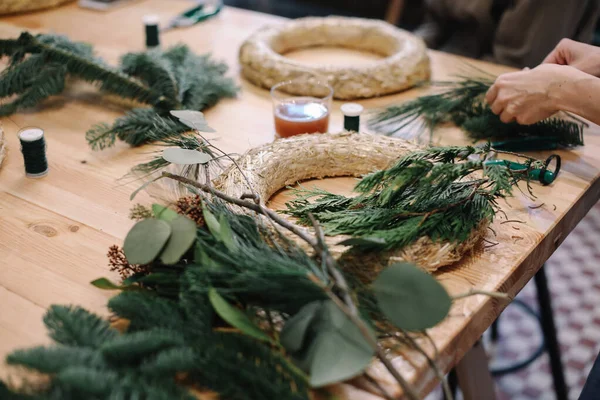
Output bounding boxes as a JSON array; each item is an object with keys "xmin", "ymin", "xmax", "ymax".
[{"xmin": 492, "ymin": 0, "xmax": 600, "ymax": 68}]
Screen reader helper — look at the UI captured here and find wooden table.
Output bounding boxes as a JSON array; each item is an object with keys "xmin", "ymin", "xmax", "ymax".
[{"xmin": 2, "ymin": 1, "xmax": 600, "ymax": 398}]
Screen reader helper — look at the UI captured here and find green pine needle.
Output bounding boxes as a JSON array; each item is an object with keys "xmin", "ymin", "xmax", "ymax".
[
  {"xmin": 369, "ymin": 76, "xmax": 585, "ymax": 148},
  {"xmin": 284, "ymin": 145, "xmax": 538, "ymax": 251},
  {"xmin": 0, "ymin": 32, "xmax": 237, "ymax": 150}
]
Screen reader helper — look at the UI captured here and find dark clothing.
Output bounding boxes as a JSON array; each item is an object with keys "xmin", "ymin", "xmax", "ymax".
[
  {"xmin": 420, "ymin": 0, "xmax": 600, "ymax": 68},
  {"xmin": 581, "ymin": 352, "xmax": 600, "ymax": 399}
]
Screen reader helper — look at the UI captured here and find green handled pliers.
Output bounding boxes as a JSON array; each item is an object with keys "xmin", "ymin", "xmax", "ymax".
[
  {"xmin": 484, "ymin": 154, "xmax": 561, "ymax": 185},
  {"xmin": 162, "ymin": 1, "xmax": 223, "ymax": 32}
]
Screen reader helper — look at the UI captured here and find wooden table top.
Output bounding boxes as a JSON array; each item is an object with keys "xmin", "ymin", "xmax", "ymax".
[{"xmin": 2, "ymin": 1, "xmax": 600, "ymax": 398}]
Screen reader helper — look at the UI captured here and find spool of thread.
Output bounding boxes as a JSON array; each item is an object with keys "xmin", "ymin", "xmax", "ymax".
[
  {"xmin": 19, "ymin": 127, "xmax": 48, "ymax": 178},
  {"xmin": 341, "ymin": 103, "xmax": 364, "ymax": 132},
  {"xmin": 143, "ymin": 15, "xmax": 160, "ymax": 49}
]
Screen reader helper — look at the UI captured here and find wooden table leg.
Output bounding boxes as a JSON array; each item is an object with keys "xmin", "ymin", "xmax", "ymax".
[{"xmin": 455, "ymin": 341, "xmax": 497, "ymax": 400}]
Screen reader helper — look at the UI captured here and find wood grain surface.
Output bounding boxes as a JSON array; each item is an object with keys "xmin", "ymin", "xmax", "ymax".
[{"xmin": 1, "ymin": 1, "xmax": 600, "ymax": 398}]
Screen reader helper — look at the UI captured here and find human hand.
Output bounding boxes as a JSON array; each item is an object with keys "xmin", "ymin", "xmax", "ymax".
[
  {"xmin": 543, "ymin": 38, "xmax": 600, "ymax": 77},
  {"xmin": 485, "ymin": 64, "xmax": 587, "ymax": 125}
]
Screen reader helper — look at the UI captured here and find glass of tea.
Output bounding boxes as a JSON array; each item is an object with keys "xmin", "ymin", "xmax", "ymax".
[{"xmin": 271, "ymin": 79, "xmax": 333, "ymax": 138}]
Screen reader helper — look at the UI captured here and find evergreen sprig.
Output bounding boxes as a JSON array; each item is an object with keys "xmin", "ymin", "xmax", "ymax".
[
  {"xmin": 0, "ymin": 32, "xmax": 237, "ymax": 149},
  {"xmin": 368, "ymin": 76, "xmax": 585, "ymax": 149},
  {"xmin": 284, "ymin": 145, "xmax": 540, "ymax": 251}
]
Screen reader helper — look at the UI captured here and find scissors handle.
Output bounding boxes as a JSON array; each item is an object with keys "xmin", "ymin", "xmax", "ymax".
[{"xmin": 484, "ymin": 154, "xmax": 561, "ymax": 185}]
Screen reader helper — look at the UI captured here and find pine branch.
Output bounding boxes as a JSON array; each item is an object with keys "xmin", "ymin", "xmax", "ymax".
[
  {"xmin": 86, "ymin": 108, "xmax": 191, "ymax": 150},
  {"xmin": 43, "ymin": 305, "xmax": 118, "ymax": 348},
  {"xmin": 369, "ymin": 76, "xmax": 585, "ymax": 148},
  {"xmin": 0, "ymin": 32, "xmax": 237, "ymax": 150},
  {"xmin": 284, "ymin": 145, "xmax": 539, "ymax": 251}
]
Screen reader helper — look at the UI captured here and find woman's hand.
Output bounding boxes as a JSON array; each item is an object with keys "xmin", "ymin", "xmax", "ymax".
[
  {"xmin": 543, "ymin": 38, "xmax": 600, "ymax": 77},
  {"xmin": 485, "ymin": 64, "xmax": 588, "ymax": 125}
]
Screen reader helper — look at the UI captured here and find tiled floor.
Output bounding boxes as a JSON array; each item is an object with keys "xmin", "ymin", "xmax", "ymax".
[{"xmin": 429, "ymin": 201, "xmax": 600, "ymax": 400}]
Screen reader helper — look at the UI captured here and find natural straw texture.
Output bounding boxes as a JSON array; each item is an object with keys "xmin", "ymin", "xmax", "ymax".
[
  {"xmin": 214, "ymin": 132, "xmax": 487, "ymax": 273},
  {"xmin": 239, "ymin": 16, "xmax": 431, "ymax": 100},
  {"xmin": 0, "ymin": 0, "xmax": 73, "ymax": 15}
]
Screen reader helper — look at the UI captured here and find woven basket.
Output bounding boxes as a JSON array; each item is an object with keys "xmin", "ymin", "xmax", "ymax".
[{"xmin": 0, "ymin": 0, "xmax": 74, "ymax": 15}]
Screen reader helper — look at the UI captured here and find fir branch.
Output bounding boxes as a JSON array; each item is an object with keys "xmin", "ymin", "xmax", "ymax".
[
  {"xmin": 6, "ymin": 346, "xmax": 105, "ymax": 374},
  {"xmin": 284, "ymin": 145, "xmax": 540, "ymax": 251},
  {"xmin": 43, "ymin": 305, "xmax": 118, "ymax": 348},
  {"xmin": 0, "ymin": 32, "xmax": 237, "ymax": 150},
  {"xmin": 86, "ymin": 108, "xmax": 191, "ymax": 150},
  {"xmin": 369, "ymin": 76, "xmax": 585, "ymax": 148}
]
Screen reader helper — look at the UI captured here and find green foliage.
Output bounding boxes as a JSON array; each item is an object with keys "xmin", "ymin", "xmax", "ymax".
[
  {"xmin": 208, "ymin": 288, "xmax": 274, "ymax": 344},
  {"xmin": 43, "ymin": 305, "xmax": 118, "ymax": 348},
  {"xmin": 123, "ymin": 218, "xmax": 171, "ymax": 264},
  {"xmin": 284, "ymin": 145, "xmax": 535, "ymax": 251},
  {"xmin": 372, "ymin": 263, "xmax": 451, "ymax": 331},
  {"xmin": 369, "ymin": 76, "xmax": 584, "ymax": 149},
  {"xmin": 86, "ymin": 108, "xmax": 190, "ymax": 150},
  {"xmin": 1, "ymin": 194, "xmax": 454, "ymax": 399},
  {"xmin": 0, "ymin": 32, "xmax": 237, "ymax": 150},
  {"xmin": 160, "ymin": 216, "xmax": 197, "ymax": 264},
  {"xmin": 281, "ymin": 300, "xmax": 375, "ymax": 388}
]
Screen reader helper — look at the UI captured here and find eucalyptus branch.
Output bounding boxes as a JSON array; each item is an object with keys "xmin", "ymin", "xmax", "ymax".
[
  {"xmin": 161, "ymin": 172, "xmax": 319, "ymax": 248},
  {"xmin": 363, "ymin": 373, "xmax": 396, "ymax": 400},
  {"xmin": 162, "ymin": 171, "xmax": 422, "ymax": 399},
  {"xmin": 396, "ymin": 331, "xmax": 453, "ymax": 400},
  {"xmin": 307, "ymin": 217, "xmax": 420, "ymax": 400},
  {"xmin": 452, "ymin": 289, "xmax": 511, "ymax": 301},
  {"xmin": 323, "ymin": 284, "xmax": 420, "ymax": 400}
]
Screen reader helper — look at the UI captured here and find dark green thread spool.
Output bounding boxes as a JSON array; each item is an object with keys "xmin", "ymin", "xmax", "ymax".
[
  {"xmin": 144, "ymin": 15, "xmax": 160, "ymax": 48},
  {"xmin": 341, "ymin": 103, "xmax": 363, "ymax": 132},
  {"xmin": 19, "ymin": 127, "xmax": 48, "ymax": 178}
]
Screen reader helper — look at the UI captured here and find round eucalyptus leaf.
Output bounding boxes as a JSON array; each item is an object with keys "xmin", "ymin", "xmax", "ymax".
[
  {"xmin": 162, "ymin": 148, "xmax": 212, "ymax": 165},
  {"xmin": 123, "ymin": 219, "xmax": 171, "ymax": 264},
  {"xmin": 280, "ymin": 301, "xmax": 322, "ymax": 353},
  {"xmin": 170, "ymin": 110, "xmax": 216, "ymax": 133},
  {"xmin": 152, "ymin": 204, "xmax": 179, "ymax": 221},
  {"xmin": 308, "ymin": 301, "xmax": 375, "ymax": 388},
  {"xmin": 208, "ymin": 288, "xmax": 273, "ymax": 344},
  {"xmin": 160, "ymin": 216, "xmax": 198, "ymax": 264},
  {"xmin": 372, "ymin": 263, "xmax": 451, "ymax": 331}
]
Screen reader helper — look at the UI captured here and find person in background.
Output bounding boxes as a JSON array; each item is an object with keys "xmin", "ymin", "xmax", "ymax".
[
  {"xmin": 416, "ymin": 0, "xmax": 600, "ymax": 68},
  {"xmin": 485, "ymin": 39, "xmax": 600, "ymax": 126}
]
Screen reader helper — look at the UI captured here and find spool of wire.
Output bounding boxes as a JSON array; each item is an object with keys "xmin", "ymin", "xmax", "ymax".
[
  {"xmin": 341, "ymin": 103, "xmax": 364, "ymax": 132},
  {"xmin": 144, "ymin": 15, "xmax": 160, "ymax": 49},
  {"xmin": 19, "ymin": 127, "xmax": 48, "ymax": 178}
]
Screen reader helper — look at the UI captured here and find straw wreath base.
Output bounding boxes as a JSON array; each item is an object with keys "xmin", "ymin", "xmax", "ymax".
[
  {"xmin": 214, "ymin": 132, "xmax": 487, "ymax": 273},
  {"xmin": 239, "ymin": 16, "xmax": 431, "ymax": 100},
  {"xmin": 0, "ymin": 0, "xmax": 74, "ymax": 15}
]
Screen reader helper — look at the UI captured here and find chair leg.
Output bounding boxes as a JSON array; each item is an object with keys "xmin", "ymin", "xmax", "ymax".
[
  {"xmin": 491, "ymin": 317, "xmax": 500, "ymax": 342},
  {"xmin": 534, "ymin": 265, "xmax": 569, "ymax": 400},
  {"xmin": 445, "ymin": 368, "xmax": 458, "ymax": 400}
]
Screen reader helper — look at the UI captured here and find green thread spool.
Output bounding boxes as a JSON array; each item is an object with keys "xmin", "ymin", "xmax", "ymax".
[
  {"xmin": 341, "ymin": 103, "xmax": 363, "ymax": 132},
  {"xmin": 19, "ymin": 127, "xmax": 48, "ymax": 178},
  {"xmin": 144, "ymin": 15, "xmax": 160, "ymax": 48}
]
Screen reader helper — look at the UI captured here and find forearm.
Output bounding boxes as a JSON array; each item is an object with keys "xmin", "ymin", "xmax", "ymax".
[{"xmin": 554, "ymin": 74, "xmax": 600, "ymax": 125}]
